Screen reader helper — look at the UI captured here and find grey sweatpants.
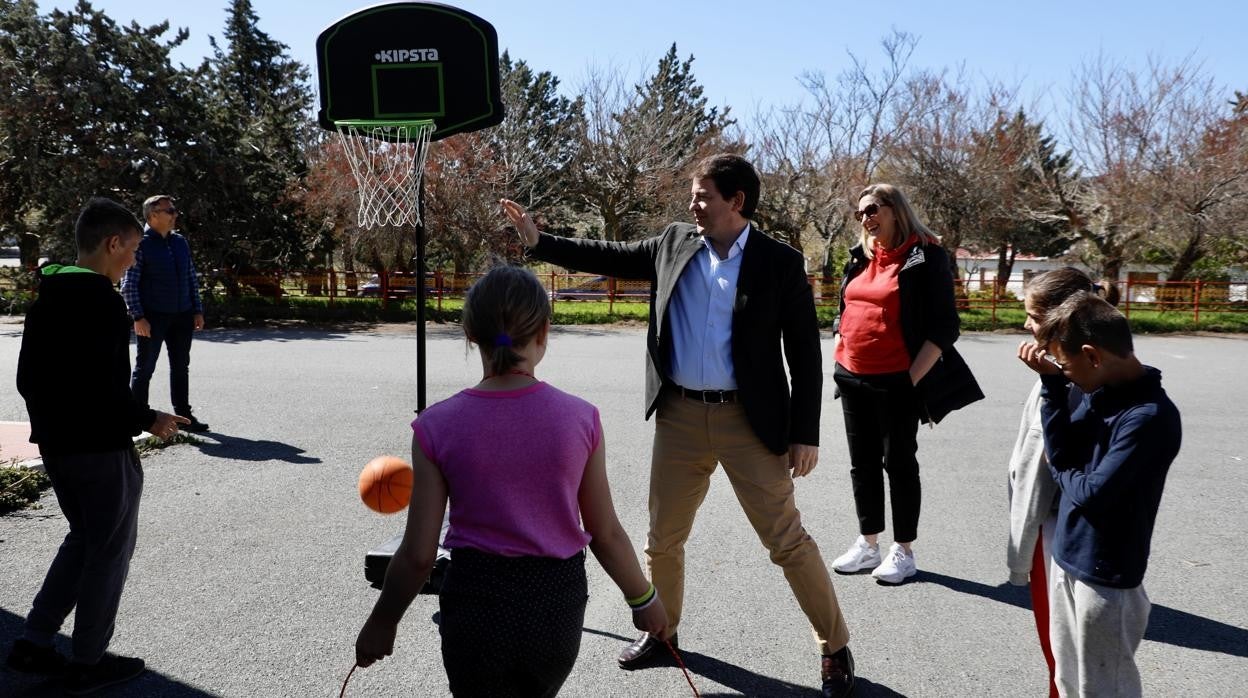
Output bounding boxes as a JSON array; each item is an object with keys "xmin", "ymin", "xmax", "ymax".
[
  {"xmin": 1049, "ymin": 562, "xmax": 1151, "ymax": 698},
  {"xmin": 23, "ymin": 447, "xmax": 143, "ymax": 664}
]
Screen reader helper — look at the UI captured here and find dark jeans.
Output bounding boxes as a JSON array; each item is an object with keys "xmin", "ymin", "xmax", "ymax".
[
  {"xmin": 131, "ymin": 310, "xmax": 194, "ymax": 412},
  {"xmin": 23, "ymin": 448, "xmax": 143, "ymax": 664},
  {"xmin": 833, "ymin": 364, "xmax": 922, "ymax": 543},
  {"xmin": 440, "ymin": 548, "xmax": 587, "ymax": 697}
]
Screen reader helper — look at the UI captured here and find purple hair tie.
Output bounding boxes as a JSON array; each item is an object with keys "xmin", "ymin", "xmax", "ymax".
[{"xmin": 495, "ymin": 333, "xmax": 512, "ymax": 347}]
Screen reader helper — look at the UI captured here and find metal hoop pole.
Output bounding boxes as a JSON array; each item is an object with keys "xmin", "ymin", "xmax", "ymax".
[{"xmin": 415, "ymin": 166, "xmax": 427, "ymax": 413}]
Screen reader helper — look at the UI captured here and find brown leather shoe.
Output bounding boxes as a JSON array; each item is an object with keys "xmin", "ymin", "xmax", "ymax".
[
  {"xmin": 617, "ymin": 632, "xmax": 676, "ymax": 670},
  {"xmin": 821, "ymin": 645, "xmax": 855, "ymax": 698}
]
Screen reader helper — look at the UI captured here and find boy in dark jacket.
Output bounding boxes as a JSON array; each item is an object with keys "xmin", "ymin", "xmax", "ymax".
[
  {"xmin": 1019, "ymin": 291, "xmax": 1181, "ymax": 697},
  {"xmin": 6, "ymin": 198, "xmax": 186, "ymax": 695}
]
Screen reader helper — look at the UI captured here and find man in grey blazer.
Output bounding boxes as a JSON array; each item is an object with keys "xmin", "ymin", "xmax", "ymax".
[{"xmin": 501, "ymin": 154, "xmax": 853, "ymax": 697}]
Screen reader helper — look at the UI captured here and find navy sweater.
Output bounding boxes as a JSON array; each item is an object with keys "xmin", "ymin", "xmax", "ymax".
[{"xmin": 1039, "ymin": 367, "xmax": 1181, "ymax": 588}]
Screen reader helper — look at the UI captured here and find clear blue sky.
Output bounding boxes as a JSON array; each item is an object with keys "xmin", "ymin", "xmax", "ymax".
[{"xmin": 37, "ymin": 0, "xmax": 1248, "ymax": 125}]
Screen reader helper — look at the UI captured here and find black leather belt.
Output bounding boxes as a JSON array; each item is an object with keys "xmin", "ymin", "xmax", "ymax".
[{"xmin": 676, "ymin": 385, "xmax": 738, "ymax": 403}]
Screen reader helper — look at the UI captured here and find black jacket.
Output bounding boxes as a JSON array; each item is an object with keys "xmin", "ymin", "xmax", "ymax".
[
  {"xmin": 17, "ymin": 266, "xmax": 156, "ymax": 456},
  {"xmin": 529, "ymin": 223, "xmax": 821, "ymax": 454},
  {"xmin": 834, "ymin": 242, "xmax": 984, "ymax": 423}
]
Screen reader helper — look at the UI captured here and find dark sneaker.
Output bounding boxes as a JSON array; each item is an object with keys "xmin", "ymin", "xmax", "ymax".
[
  {"xmin": 821, "ymin": 645, "xmax": 855, "ymax": 698},
  {"xmin": 176, "ymin": 413, "xmax": 210, "ymax": 433},
  {"xmin": 5, "ymin": 638, "xmax": 69, "ymax": 675},
  {"xmin": 65, "ymin": 654, "xmax": 145, "ymax": 695}
]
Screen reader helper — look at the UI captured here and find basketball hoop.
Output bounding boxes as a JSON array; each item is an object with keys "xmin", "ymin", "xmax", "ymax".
[
  {"xmin": 317, "ymin": 1, "xmax": 503, "ymax": 413},
  {"xmin": 333, "ymin": 119, "xmax": 436, "ymax": 228}
]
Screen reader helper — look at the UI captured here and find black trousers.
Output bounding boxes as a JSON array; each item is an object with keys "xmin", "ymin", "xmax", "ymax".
[
  {"xmin": 131, "ymin": 310, "xmax": 194, "ymax": 412},
  {"xmin": 439, "ymin": 548, "xmax": 587, "ymax": 698},
  {"xmin": 23, "ymin": 447, "xmax": 143, "ymax": 663},
  {"xmin": 833, "ymin": 364, "xmax": 922, "ymax": 543}
]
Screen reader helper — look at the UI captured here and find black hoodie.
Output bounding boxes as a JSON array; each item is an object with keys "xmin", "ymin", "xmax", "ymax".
[{"xmin": 17, "ymin": 265, "xmax": 156, "ymax": 457}]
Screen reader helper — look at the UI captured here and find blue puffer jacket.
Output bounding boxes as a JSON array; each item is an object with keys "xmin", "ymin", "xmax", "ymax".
[{"xmin": 121, "ymin": 227, "xmax": 202, "ymax": 317}]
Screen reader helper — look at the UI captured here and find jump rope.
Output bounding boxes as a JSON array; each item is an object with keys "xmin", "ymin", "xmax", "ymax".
[{"xmin": 339, "ymin": 638, "xmax": 700, "ymax": 697}]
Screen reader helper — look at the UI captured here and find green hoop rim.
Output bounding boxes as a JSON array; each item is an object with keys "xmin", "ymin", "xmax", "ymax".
[{"xmin": 333, "ymin": 119, "xmax": 437, "ymax": 130}]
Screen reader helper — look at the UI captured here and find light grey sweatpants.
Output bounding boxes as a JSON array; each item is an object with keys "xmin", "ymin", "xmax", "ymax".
[
  {"xmin": 1049, "ymin": 562, "xmax": 1151, "ymax": 698},
  {"xmin": 23, "ymin": 447, "xmax": 143, "ymax": 664}
]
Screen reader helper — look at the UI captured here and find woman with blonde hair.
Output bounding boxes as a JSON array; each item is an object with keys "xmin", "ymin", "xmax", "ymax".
[{"xmin": 829, "ymin": 183, "xmax": 982, "ymax": 584}]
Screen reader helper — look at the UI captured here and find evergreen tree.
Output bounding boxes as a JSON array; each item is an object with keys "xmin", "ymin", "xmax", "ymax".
[
  {"xmin": 425, "ymin": 52, "xmax": 585, "ymax": 271},
  {"xmin": 0, "ymin": 0, "xmax": 201, "ymax": 266},
  {"xmin": 486, "ymin": 51, "xmax": 584, "ymax": 214},
  {"xmin": 967, "ymin": 110, "xmax": 1078, "ymax": 283},
  {"xmin": 199, "ymin": 0, "xmax": 314, "ymax": 278},
  {"xmin": 568, "ymin": 45, "xmax": 733, "ymax": 241}
]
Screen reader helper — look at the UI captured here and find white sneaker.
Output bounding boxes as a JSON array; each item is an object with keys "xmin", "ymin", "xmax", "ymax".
[
  {"xmin": 871, "ymin": 543, "xmax": 917, "ymax": 584},
  {"xmin": 831, "ymin": 536, "xmax": 881, "ymax": 573}
]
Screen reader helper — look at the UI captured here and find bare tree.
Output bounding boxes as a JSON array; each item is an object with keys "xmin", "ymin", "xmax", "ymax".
[
  {"xmin": 750, "ymin": 104, "xmax": 843, "ymax": 254},
  {"xmin": 751, "ymin": 30, "xmax": 936, "ymax": 276},
  {"xmin": 423, "ymin": 131, "xmax": 515, "ymax": 273},
  {"xmin": 297, "ymin": 131, "xmax": 415, "ymax": 281},
  {"xmin": 566, "ymin": 46, "xmax": 732, "ymax": 242},
  {"xmin": 1140, "ymin": 74, "xmax": 1248, "ymax": 281},
  {"xmin": 962, "ymin": 108, "xmax": 1079, "ymax": 284},
  {"xmin": 1058, "ymin": 53, "xmax": 1234, "ymax": 288},
  {"xmin": 885, "ymin": 68, "xmax": 988, "ymax": 273}
]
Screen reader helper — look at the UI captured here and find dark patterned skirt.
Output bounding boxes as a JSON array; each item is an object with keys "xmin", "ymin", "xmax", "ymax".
[{"xmin": 440, "ymin": 547, "xmax": 588, "ymax": 697}]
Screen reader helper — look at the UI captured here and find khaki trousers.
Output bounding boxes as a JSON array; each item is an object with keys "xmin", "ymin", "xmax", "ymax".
[{"xmin": 645, "ymin": 389, "xmax": 850, "ymax": 655}]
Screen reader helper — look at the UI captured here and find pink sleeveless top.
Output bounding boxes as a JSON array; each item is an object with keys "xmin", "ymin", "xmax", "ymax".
[{"xmin": 411, "ymin": 382, "xmax": 600, "ymax": 558}]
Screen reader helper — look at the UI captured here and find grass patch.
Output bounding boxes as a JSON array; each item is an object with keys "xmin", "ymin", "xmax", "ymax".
[
  {"xmin": 136, "ymin": 431, "xmax": 204, "ymax": 453},
  {"xmin": 551, "ymin": 300, "xmax": 649, "ymax": 324},
  {"xmin": 204, "ymin": 295, "xmax": 653, "ymax": 327},
  {"xmin": 1, "ymin": 290, "xmax": 34, "ymax": 315},
  {"xmin": 16, "ymin": 290, "xmax": 1243, "ymax": 333},
  {"xmin": 0, "ymin": 464, "xmax": 51, "ymax": 514}
]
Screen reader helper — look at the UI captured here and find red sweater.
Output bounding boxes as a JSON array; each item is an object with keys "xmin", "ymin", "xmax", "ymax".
[{"xmin": 834, "ymin": 236, "xmax": 916, "ymax": 374}]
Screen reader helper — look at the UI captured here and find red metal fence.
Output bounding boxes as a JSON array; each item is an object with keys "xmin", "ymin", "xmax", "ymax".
[{"xmin": 199, "ymin": 269, "xmax": 1248, "ymax": 320}]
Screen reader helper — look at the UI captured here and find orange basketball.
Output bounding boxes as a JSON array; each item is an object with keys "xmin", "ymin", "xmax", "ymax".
[{"xmin": 358, "ymin": 455, "xmax": 413, "ymax": 514}]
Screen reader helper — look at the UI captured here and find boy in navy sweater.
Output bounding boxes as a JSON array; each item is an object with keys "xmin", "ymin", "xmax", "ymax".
[{"xmin": 1018, "ymin": 291, "xmax": 1181, "ymax": 697}]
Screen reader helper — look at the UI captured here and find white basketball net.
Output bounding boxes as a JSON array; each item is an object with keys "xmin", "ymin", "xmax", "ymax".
[{"xmin": 334, "ymin": 121, "xmax": 436, "ymax": 228}]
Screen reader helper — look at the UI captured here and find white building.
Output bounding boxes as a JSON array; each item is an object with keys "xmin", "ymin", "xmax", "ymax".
[{"xmin": 954, "ymin": 249, "xmax": 1248, "ymax": 302}]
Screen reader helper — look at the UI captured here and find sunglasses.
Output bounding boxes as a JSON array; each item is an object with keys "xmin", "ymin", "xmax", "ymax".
[{"xmin": 853, "ymin": 203, "xmax": 889, "ymax": 221}]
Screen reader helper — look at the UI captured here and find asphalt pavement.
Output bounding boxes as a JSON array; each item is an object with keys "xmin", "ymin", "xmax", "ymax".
[{"xmin": 1, "ymin": 318, "xmax": 1245, "ymax": 697}]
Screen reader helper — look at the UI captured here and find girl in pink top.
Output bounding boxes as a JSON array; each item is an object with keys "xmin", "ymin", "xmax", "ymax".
[{"xmin": 355, "ymin": 265, "xmax": 666, "ymax": 697}]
